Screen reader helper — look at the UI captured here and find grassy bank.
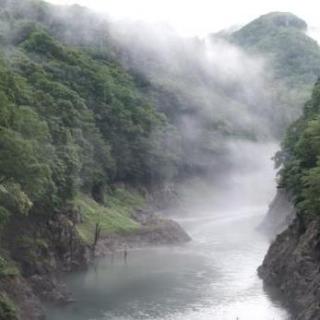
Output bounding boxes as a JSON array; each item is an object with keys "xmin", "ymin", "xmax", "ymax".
[{"xmin": 74, "ymin": 188, "xmax": 145, "ymax": 245}]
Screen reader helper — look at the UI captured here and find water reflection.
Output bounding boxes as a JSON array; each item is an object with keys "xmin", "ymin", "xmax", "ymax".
[
  {"xmin": 46, "ymin": 208, "xmax": 290, "ymax": 320},
  {"xmin": 46, "ymin": 142, "xmax": 290, "ymax": 320}
]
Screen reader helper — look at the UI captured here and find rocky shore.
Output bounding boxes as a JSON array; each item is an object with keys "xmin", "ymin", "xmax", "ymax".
[
  {"xmin": 258, "ymin": 190, "xmax": 295, "ymax": 239},
  {"xmin": 259, "ymin": 214, "xmax": 320, "ymax": 320},
  {"xmin": 95, "ymin": 209, "xmax": 191, "ymax": 256},
  {"xmin": 0, "ymin": 206, "xmax": 190, "ymax": 320}
]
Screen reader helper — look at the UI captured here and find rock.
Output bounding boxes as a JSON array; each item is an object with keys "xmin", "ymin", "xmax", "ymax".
[
  {"xmin": 259, "ymin": 217, "xmax": 320, "ymax": 319},
  {"xmin": 1, "ymin": 212, "xmax": 92, "ymax": 319},
  {"xmin": 0, "ymin": 277, "xmax": 45, "ymax": 320},
  {"xmin": 258, "ymin": 189, "xmax": 295, "ymax": 239},
  {"xmin": 1, "ymin": 204, "xmax": 190, "ymax": 319},
  {"xmin": 128, "ymin": 217, "xmax": 191, "ymax": 245},
  {"xmin": 28, "ymin": 274, "xmax": 72, "ymax": 305},
  {"xmin": 95, "ymin": 213, "xmax": 191, "ymax": 256}
]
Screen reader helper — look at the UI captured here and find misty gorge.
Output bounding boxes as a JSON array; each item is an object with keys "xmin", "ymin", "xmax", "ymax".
[{"xmin": 1, "ymin": 1, "xmax": 320, "ymax": 320}]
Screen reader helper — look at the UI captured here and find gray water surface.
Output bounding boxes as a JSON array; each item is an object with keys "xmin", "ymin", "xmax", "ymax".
[{"xmin": 46, "ymin": 142, "xmax": 290, "ymax": 320}]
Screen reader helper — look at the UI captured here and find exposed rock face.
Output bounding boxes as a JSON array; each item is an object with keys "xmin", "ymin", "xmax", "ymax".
[
  {"xmin": 259, "ymin": 217, "xmax": 320, "ymax": 320},
  {"xmin": 259, "ymin": 190, "xmax": 295, "ymax": 239},
  {"xmin": 1, "ymin": 211, "xmax": 91, "ymax": 320},
  {"xmin": 0, "ymin": 277, "xmax": 45, "ymax": 320},
  {"xmin": 1, "ymin": 206, "xmax": 190, "ymax": 320}
]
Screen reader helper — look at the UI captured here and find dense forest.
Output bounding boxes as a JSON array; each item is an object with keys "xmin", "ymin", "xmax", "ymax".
[
  {"xmin": 0, "ymin": 0, "xmax": 182, "ymax": 226},
  {"xmin": 0, "ymin": 1, "xmax": 320, "ymax": 319},
  {"xmin": 0, "ymin": 2, "xmax": 184, "ymax": 317},
  {"xmin": 230, "ymin": 12, "xmax": 320, "ymax": 129},
  {"xmin": 275, "ymin": 80, "xmax": 320, "ymax": 216}
]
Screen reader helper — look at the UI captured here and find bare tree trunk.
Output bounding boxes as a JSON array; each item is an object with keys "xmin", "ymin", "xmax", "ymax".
[{"xmin": 93, "ymin": 223, "xmax": 102, "ymax": 250}]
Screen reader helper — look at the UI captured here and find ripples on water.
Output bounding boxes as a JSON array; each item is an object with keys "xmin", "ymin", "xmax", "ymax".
[
  {"xmin": 46, "ymin": 208, "xmax": 290, "ymax": 320},
  {"xmin": 46, "ymin": 143, "xmax": 291, "ymax": 320}
]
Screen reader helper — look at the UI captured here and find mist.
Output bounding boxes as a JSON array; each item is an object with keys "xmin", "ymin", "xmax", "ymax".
[
  {"xmin": 37, "ymin": 2, "xmax": 290, "ymax": 212},
  {"xmin": 11, "ymin": 0, "xmax": 294, "ymax": 229},
  {"xmin": 3, "ymin": 1, "xmax": 294, "ymax": 319},
  {"xmin": 100, "ymin": 19, "xmax": 299, "ymax": 190},
  {"xmin": 112, "ymin": 21, "xmax": 274, "ymax": 133},
  {"xmin": 102, "ymin": 12, "xmax": 285, "ymax": 249}
]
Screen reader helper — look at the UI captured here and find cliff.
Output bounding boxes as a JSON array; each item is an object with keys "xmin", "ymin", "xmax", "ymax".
[
  {"xmin": 259, "ymin": 189, "xmax": 295, "ymax": 239},
  {"xmin": 259, "ymin": 216, "xmax": 320, "ymax": 319}
]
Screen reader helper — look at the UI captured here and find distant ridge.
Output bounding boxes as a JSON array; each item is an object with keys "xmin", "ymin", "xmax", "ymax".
[{"xmin": 229, "ymin": 12, "xmax": 320, "ymax": 87}]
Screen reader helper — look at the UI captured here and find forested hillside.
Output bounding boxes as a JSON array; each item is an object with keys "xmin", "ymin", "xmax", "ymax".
[
  {"xmin": 275, "ymin": 80, "xmax": 320, "ymax": 214},
  {"xmin": 0, "ymin": 0, "xmax": 181, "ymax": 223},
  {"xmin": 259, "ymin": 80, "xmax": 320, "ymax": 320},
  {"xmin": 231, "ymin": 12, "xmax": 320, "ymax": 86},
  {"xmin": 228, "ymin": 12, "xmax": 320, "ymax": 131},
  {"xmin": 0, "ymin": 1, "xmax": 320, "ymax": 319},
  {"xmin": 0, "ymin": 1, "xmax": 184, "ymax": 317}
]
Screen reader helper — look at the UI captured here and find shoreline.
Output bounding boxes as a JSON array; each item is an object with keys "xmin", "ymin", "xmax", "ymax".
[{"xmin": 2, "ymin": 205, "xmax": 191, "ymax": 320}]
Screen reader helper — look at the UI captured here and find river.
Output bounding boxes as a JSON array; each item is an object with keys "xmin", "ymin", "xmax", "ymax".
[{"xmin": 46, "ymin": 142, "xmax": 291, "ymax": 320}]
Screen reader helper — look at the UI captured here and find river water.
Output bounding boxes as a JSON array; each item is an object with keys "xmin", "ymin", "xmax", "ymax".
[{"xmin": 46, "ymin": 142, "xmax": 291, "ymax": 320}]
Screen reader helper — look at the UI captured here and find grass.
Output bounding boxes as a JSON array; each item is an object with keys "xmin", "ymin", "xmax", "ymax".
[{"xmin": 74, "ymin": 188, "xmax": 144, "ymax": 245}]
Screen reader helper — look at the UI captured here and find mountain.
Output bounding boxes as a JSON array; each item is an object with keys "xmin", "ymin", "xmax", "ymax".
[
  {"xmin": 230, "ymin": 14, "xmax": 320, "ymax": 318},
  {"xmin": 231, "ymin": 12, "xmax": 320, "ymax": 87},
  {"xmin": 0, "ymin": 1, "xmax": 186, "ymax": 318},
  {"xmin": 227, "ymin": 12, "xmax": 320, "ymax": 130},
  {"xmin": 0, "ymin": 2, "xmax": 320, "ymax": 318}
]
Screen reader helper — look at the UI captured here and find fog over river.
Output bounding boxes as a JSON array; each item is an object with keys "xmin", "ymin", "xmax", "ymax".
[{"xmin": 46, "ymin": 141, "xmax": 290, "ymax": 320}]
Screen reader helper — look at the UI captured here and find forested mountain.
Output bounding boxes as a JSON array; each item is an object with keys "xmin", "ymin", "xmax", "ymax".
[
  {"xmin": 231, "ymin": 12, "xmax": 320, "ymax": 86},
  {"xmin": 229, "ymin": 12, "xmax": 320, "ymax": 129},
  {"xmin": 227, "ymin": 12, "xmax": 320, "ymax": 319},
  {"xmin": 114, "ymin": 12, "xmax": 320, "ymax": 150},
  {"xmin": 276, "ymin": 80, "xmax": 320, "ymax": 214},
  {"xmin": 0, "ymin": 2, "xmax": 183, "ymax": 317},
  {"xmin": 0, "ymin": 0, "xmax": 182, "ymax": 217},
  {"xmin": 259, "ymin": 79, "xmax": 320, "ymax": 320},
  {"xmin": 0, "ymin": 1, "xmax": 320, "ymax": 318}
]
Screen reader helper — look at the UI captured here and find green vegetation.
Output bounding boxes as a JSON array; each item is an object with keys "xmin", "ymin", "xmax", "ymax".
[
  {"xmin": 0, "ymin": 0, "xmax": 319, "ymax": 275},
  {"xmin": 276, "ymin": 79, "xmax": 320, "ymax": 215},
  {"xmin": 231, "ymin": 12, "xmax": 320, "ymax": 87},
  {"xmin": 230, "ymin": 12, "xmax": 320, "ymax": 134},
  {"xmin": 0, "ymin": 2, "xmax": 318, "ymax": 237},
  {"xmin": 1, "ymin": 1, "xmax": 319, "ymax": 317},
  {"xmin": 0, "ymin": 0, "xmax": 179, "ymax": 234},
  {"xmin": 74, "ymin": 190, "xmax": 142, "ymax": 244},
  {"xmin": 0, "ymin": 295, "xmax": 17, "ymax": 320},
  {"xmin": 0, "ymin": 256, "xmax": 19, "ymax": 278}
]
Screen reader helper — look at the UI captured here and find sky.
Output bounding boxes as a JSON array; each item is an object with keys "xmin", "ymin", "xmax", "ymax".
[{"xmin": 47, "ymin": 0, "xmax": 320, "ymax": 39}]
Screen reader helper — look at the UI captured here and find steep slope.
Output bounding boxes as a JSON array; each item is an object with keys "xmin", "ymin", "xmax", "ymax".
[
  {"xmin": 231, "ymin": 12, "xmax": 320, "ymax": 87},
  {"xmin": 259, "ymin": 80, "xmax": 320, "ymax": 320},
  {"xmin": 1, "ymin": 1, "xmax": 320, "ymax": 318},
  {"xmin": 0, "ymin": 1, "xmax": 188, "ymax": 318},
  {"xmin": 229, "ymin": 12, "xmax": 320, "ymax": 132}
]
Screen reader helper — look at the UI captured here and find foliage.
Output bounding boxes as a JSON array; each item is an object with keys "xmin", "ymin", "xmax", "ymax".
[
  {"xmin": 231, "ymin": 12, "xmax": 320, "ymax": 87},
  {"xmin": 74, "ymin": 191, "xmax": 141, "ymax": 244},
  {"xmin": 0, "ymin": 0, "xmax": 178, "ymax": 228},
  {"xmin": 230, "ymin": 12, "xmax": 320, "ymax": 136},
  {"xmin": 0, "ymin": 207, "xmax": 10, "ymax": 226},
  {"xmin": 0, "ymin": 295, "xmax": 17, "ymax": 320},
  {"xmin": 1, "ymin": 1, "xmax": 320, "ymax": 231},
  {"xmin": 276, "ymin": 80, "xmax": 320, "ymax": 215},
  {"xmin": 0, "ymin": 256, "xmax": 19, "ymax": 278}
]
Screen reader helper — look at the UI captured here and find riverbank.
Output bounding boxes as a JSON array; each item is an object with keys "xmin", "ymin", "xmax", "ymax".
[
  {"xmin": 259, "ymin": 215, "xmax": 320, "ymax": 320},
  {"xmin": 0, "ymin": 188, "xmax": 190, "ymax": 320},
  {"xmin": 258, "ymin": 190, "xmax": 320, "ymax": 319},
  {"xmin": 46, "ymin": 202, "xmax": 290, "ymax": 320}
]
